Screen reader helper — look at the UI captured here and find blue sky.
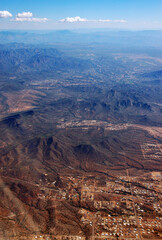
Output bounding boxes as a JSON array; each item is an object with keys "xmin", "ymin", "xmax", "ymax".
[{"xmin": 0, "ymin": 0, "xmax": 162, "ymax": 30}]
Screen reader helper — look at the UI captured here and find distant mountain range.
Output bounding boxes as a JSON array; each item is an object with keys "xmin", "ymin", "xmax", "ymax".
[{"xmin": 0, "ymin": 30, "xmax": 162, "ymax": 48}]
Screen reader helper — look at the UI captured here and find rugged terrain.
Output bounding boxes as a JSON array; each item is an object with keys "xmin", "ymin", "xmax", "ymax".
[{"xmin": 0, "ymin": 38, "xmax": 161, "ymax": 239}]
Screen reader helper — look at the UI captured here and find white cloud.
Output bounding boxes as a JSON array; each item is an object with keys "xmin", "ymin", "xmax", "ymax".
[
  {"xmin": 98, "ymin": 19, "xmax": 127, "ymax": 23},
  {"xmin": 98, "ymin": 19, "xmax": 111, "ymax": 23},
  {"xmin": 59, "ymin": 16, "xmax": 87, "ymax": 23},
  {"xmin": 17, "ymin": 12, "xmax": 33, "ymax": 18},
  {"xmin": 12, "ymin": 11, "xmax": 48, "ymax": 22},
  {"xmin": 113, "ymin": 19, "xmax": 127, "ymax": 23},
  {"xmin": 0, "ymin": 11, "xmax": 12, "ymax": 18},
  {"xmin": 14, "ymin": 17, "xmax": 48, "ymax": 22},
  {"xmin": 59, "ymin": 16, "xmax": 127, "ymax": 24}
]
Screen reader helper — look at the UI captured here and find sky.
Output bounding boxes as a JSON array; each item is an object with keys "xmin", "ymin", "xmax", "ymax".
[{"xmin": 0, "ymin": 0, "xmax": 162, "ymax": 30}]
